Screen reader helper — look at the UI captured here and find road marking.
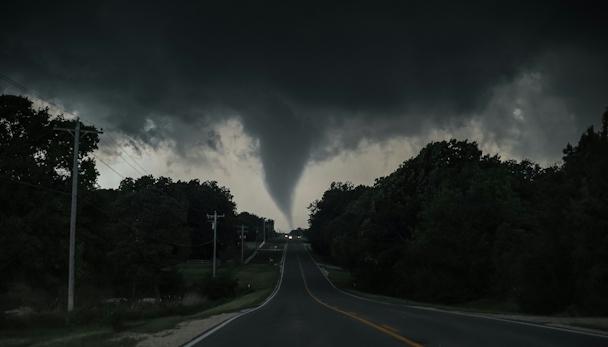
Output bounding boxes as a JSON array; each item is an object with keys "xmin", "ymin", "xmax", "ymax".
[
  {"xmin": 296, "ymin": 255, "xmax": 424, "ymax": 347},
  {"xmin": 183, "ymin": 241, "xmax": 289, "ymax": 347},
  {"xmin": 298, "ymin": 241, "xmax": 608, "ymax": 340},
  {"xmin": 382, "ymin": 324, "xmax": 401, "ymax": 334}
]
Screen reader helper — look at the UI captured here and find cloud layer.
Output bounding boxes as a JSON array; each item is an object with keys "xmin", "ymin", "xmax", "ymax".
[{"xmin": 1, "ymin": 1, "xmax": 607, "ymax": 226}]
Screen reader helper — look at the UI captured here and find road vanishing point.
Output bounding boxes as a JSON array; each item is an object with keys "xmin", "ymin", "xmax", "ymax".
[{"xmin": 187, "ymin": 241, "xmax": 608, "ymax": 347}]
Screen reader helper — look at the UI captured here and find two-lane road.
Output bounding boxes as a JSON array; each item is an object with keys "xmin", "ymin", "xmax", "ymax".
[{"xmin": 187, "ymin": 241, "xmax": 608, "ymax": 346}]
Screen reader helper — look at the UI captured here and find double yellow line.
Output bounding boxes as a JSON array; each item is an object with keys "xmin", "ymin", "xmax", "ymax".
[{"xmin": 296, "ymin": 255, "xmax": 424, "ymax": 347}]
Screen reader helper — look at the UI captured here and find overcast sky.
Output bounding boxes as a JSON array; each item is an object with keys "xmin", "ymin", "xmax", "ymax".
[{"xmin": 1, "ymin": 1, "xmax": 606, "ymax": 231}]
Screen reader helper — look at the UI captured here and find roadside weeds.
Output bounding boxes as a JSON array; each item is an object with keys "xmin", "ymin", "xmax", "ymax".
[
  {"xmin": 318, "ymin": 264, "xmax": 608, "ymax": 336},
  {"xmin": 0, "ymin": 259, "xmax": 282, "ymax": 347},
  {"xmin": 299, "ymin": 241, "xmax": 608, "ymax": 337}
]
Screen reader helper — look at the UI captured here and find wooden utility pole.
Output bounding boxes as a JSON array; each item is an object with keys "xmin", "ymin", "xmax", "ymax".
[
  {"xmin": 54, "ymin": 119, "xmax": 102, "ymax": 311},
  {"xmin": 238, "ymin": 224, "xmax": 248, "ymax": 263},
  {"xmin": 207, "ymin": 211, "xmax": 225, "ymax": 277}
]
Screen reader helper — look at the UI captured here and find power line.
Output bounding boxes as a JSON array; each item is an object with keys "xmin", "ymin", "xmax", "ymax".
[
  {"xmin": 1, "ymin": 73, "xmax": 83, "ymax": 122},
  {"xmin": 78, "ymin": 115, "xmax": 151, "ymax": 176},
  {"xmin": 0, "ymin": 72, "xmax": 150, "ymax": 177},
  {"xmin": 97, "ymin": 136, "xmax": 144, "ymax": 176},
  {"xmin": 104, "ymin": 132, "xmax": 150, "ymax": 175},
  {"xmin": 90, "ymin": 153, "xmax": 126, "ymax": 179}
]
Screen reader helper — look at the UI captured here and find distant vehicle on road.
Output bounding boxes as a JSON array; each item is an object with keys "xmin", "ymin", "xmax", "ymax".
[{"xmin": 288, "ymin": 235, "xmax": 293, "ymax": 239}]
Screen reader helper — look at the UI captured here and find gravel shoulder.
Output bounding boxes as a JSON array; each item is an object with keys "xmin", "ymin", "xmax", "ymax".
[
  {"xmin": 414, "ymin": 307, "xmax": 608, "ymax": 336},
  {"xmin": 112, "ymin": 311, "xmax": 247, "ymax": 347}
]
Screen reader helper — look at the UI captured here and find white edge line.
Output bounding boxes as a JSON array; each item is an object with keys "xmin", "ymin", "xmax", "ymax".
[
  {"xmin": 182, "ymin": 241, "xmax": 289, "ymax": 347},
  {"xmin": 299, "ymin": 240, "xmax": 608, "ymax": 339}
]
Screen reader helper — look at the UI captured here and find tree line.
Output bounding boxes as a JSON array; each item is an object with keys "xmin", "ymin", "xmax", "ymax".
[
  {"xmin": 0, "ymin": 94, "xmax": 273, "ymax": 302},
  {"xmin": 307, "ymin": 108, "xmax": 608, "ymax": 315}
]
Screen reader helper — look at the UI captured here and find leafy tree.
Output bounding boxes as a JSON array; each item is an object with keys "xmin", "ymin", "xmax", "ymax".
[
  {"xmin": 0, "ymin": 94, "xmax": 99, "ymax": 294},
  {"xmin": 236, "ymin": 212, "xmax": 266, "ymax": 242},
  {"xmin": 403, "ymin": 159, "xmax": 524, "ymax": 303},
  {"xmin": 560, "ymin": 108, "xmax": 608, "ymax": 314},
  {"xmin": 108, "ymin": 176, "xmax": 190, "ymax": 298},
  {"xmin": 307, "ymin": 182, "xmax": 368, "ymax": 258},
  {"xmin": 180, "ymin": 179, "xmax": 237, "ymax": 260}
]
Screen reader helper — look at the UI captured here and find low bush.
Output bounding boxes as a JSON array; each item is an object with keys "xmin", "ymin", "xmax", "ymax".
[
  {"xmin": 159, "ymin": 267, "xmax": 185, "ymax": 298},
  {"xmin": 197, "ymin": 273, "xmax": 238, "ymax": 301},
  {"xmin": 1, "ymin": 311, "xmax": 65, "ymax": 330},
  {"xmin": 238, "ymin": 286, "xmax": 255, "ymax": 296}
]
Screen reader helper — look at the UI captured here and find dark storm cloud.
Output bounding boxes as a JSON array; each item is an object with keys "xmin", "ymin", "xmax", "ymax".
[{"xmin": 1, "ymin": 0, "xmax": 607, "ymax": 225}]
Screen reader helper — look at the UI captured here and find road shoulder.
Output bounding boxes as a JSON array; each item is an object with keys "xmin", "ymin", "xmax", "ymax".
[
  {"xmin": 112, "ymin": 312, "xmax": 242, "ymax": 347},
  {"xmin": 306, "ymin": 246, "xmax": 608, "ymax": 338}
]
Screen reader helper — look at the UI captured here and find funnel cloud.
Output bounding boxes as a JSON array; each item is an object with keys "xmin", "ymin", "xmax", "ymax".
[{"xmin": 241, "ymin": 96, "xmax": 315, "ymax": 228}]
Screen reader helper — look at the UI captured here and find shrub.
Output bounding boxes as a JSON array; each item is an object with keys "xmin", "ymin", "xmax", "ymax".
[
  {"xmin": 582, "ymin": 263, "xmax": 608, "ymax": 315},
  {"xmin": 108, "ymin": 308, "xmax": 126, "ymax": 332},
  {"xmin": 198, "ymin": 273, "xmax": 238, "ymax": 301},
  {"xmin": 182, "ymin": 292, "xmax": 204, "ymax": 306},
  {"xmin": 159, "ymin": 267, "xmax": 185, "ymax": 298},
  {"xmin": 514, "ymin": 250, "xmax": 573, "ymax": 314}
]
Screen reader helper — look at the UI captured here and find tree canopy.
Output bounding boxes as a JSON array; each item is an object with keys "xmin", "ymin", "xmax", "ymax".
[{"xmin": 308, "ymin": 109, "xmax": 608, "ymax": 315}]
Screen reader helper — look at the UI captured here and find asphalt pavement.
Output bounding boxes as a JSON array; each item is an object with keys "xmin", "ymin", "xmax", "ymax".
[{"xmin": 186, "ymin": 241, "xmax": 608, "ymax": 347}]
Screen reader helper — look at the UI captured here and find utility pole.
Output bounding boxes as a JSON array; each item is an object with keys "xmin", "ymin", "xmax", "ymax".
[
  {"xmin": 238, "ymin": 224, "xmax": 248, "ymax": 263},
  {"xmin": 269, "ymin": 220, "xmax": 274, "ymax": 240},
  {"xmin": 263, "ymin": 219, "xmax": 266, "ymax": 244},
  {"xmin": 207, "ymin": 211, "xmax": 225, "ymax": 277},
  {"xmin": 54, "ymin": 119, "xmax": 102, "ymax": 311}
]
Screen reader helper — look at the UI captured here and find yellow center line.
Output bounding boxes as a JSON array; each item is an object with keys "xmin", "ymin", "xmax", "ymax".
[
  {"xmin": 382, "ymin": 324, "xmax": 402, "ymax": 334},
  {"xmin": 296, "ymin": 255, "xmax": 424, "ymax": 347}
]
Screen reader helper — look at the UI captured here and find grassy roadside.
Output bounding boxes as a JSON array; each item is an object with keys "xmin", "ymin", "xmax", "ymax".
[
  {"xmin": 302, "ymin": 243, "xmax": 335, "ymax": 266},
  {"xmin": 0, "ymin": 260, "xmax": 282, "ymax": 347},
  {"xmin": 326, "ymin": 267, "xmax": 520, "ymax": 315},
  {"xmin": 303, "ymin": 238, "xmax": 527, "ymax": 316},
  {"xmin": 0, "ymin": 325, "xmax": 139, "ymax": 347},
  {"xmin": 247, "ymin": 238, "xmax": 286, "ymax": 265},
  {"xmin": 304, "ymin": 243, "xmax": 608, "ymax": 333}
]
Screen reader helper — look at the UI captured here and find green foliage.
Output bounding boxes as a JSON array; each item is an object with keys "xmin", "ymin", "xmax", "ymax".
[
  {"xmin": 514, "ymin": 244, "xmax": 573, "ymax": 314},
  {"xmin": 0, "ymin": 94, "xmax": 100, "ymax": 293},
  {"xmin": 584, "ymin": 263, "xmax": 608, "ymax": 314},
  {"xmin": 307, "ymin": 109, "xmax": 608, "ymax": 315},
  {"xmin": 65, "ymin": 305, "xmax": 127, "ymax": 332},
  {"xmin": 158, "ymin": 268, "xmax": 185, "ymax": 298},
  {"xmin": 307, "ymin": 181, "xmax": 369, "ymax": 258},
  {"xmin": 236, "ymin": 212, "xmax": 270, "ymax": 243},
  {"xmin": 181, "ymin": 179, "xmax": 237, "ymax": 260},
  {"xmin": 197, "ymin": 272, "xmax": 239, "ymax": 301},
  {"xmin": 107, "ymin": 178, "xmax": 190, "ymax": 298}
]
